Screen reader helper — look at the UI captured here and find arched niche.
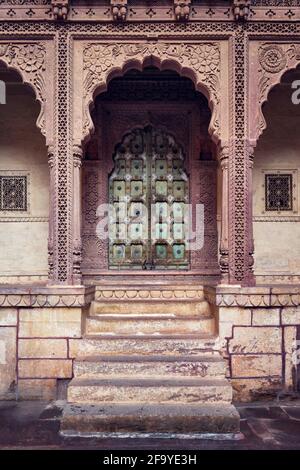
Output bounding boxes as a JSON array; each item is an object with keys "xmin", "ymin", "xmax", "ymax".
[
  {"xmin": 80, "ymin": 66, "xmax": 220, "ymax": 283},
  {"xmin": 0, "ymin": 64, "xmax": 50, "ymax": 284},
  {"xmin": 252, "ymin": 65, "xmax": 300, "ymax": 284}
]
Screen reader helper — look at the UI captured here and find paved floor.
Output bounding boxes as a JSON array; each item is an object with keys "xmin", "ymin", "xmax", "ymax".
[{"xmin": 1, "ymin": 399, "xmax": 300, "ymax": 449}]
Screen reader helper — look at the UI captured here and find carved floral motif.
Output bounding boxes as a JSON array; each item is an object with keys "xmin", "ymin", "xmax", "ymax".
[
  {"xmin": 14, "ymin": 44, "xmax": 45, "ymax": 72},
  {"xmin": 188, "ymin": 44, "xmax": 220, "ymax": 74},
  {"xmin": 259, "ymin": 44, "xmax": 287, "ymax": 73}
]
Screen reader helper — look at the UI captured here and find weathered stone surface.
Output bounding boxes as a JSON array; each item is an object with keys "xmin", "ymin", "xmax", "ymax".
[
  {"xmin": 231, "ymin": 354, "xmax": 282, "ymax": 378},
  {"xmin": 86, "ymin": 315, "xmax": 215, "ymax": 336},
  {"xmin": 67, "ymin": 377, "xmax": 233, "ymax": 404},
  {"xmin": 0, "ymin": 309, "xmax": 17, "ymax": 326},
  {"xmin": 74, "ymin": 354, "xmax": 225, "ymax": 379},
  {"xmin": 18, "ymin": 338, "xmax": 68, "ymax": 359},
  {"xmin": 281, "ymin": 307, "xmax": 300, "ymax": 325},
  {"xmin": 218, "ymin": 307, "xmax": 251, "ymax": 325},
  {"xmin": 61, "ymin": 403, "xmax": 240, "ymax": 434},
  {"xmin": 284, "ymin": 326, "xmax": 297, "ymax": 354},
  {"xmin": 283, "ymin": 326, "xmax": 298, "ymax": 389},
  {"xmin": 231, "ymin": 377, "xmax": 282, "ymax": 402},
  {"xmin": 252, "ymin": 308, "xmax": 280, "ymax": 326},
  {"xmin": 69, "ymin": 335, "xmax": 218, "ymax": 358},
  {"xmin": 0, "ymin": 327, "xmax": 17, "ymax": 399},
  {"xmin": 91, "ymin": 299, "xmax": 210, "ymax": 316},
  {"xmin": 18, "ymin": 359, "xmax": 73, "ymax": 379},
  {"xmin": 229, "ymin": 327, "xmax": 282, "ymax": 354},
  {"xmin": 18, "ymin": 378, "xmax": 57, "ymax": 400},
  {"xmin": 218, "ymin": 322, "xmax": 233, "ymax": 340},
  {"xmin": 19, "ymin": 308, "xmax": 82, "ymax": 338}
]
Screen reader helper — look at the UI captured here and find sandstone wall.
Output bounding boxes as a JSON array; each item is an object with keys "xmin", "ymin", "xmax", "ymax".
[
  {"xmin": 218, "ymin": 305, "xmax": 299, "ymax": 401},
  {"xmin": 0, "ymin": 301, "xmax": 299, "ymax": 402},
  {"xmin": 0, "ymin": 306, "xmax": 82, "ymax": 400}
]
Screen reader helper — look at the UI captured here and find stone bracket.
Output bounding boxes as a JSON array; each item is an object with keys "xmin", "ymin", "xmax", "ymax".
[
  {"xmin": 111, "ymin": 0, "xmax": 128, "ymax": 22},
  {"xmin": 51, "ymin": 0, "xmax": 70, "ymax": 21},
  {"xmin": 174, "ymin": 0, "xmax": 191, "ymax": 22},
  {"xmin": 232, "ymin": 0, "xmax": 251, "ymax": 21}
]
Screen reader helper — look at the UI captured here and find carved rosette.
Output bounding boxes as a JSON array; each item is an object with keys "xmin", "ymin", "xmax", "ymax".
[
  {"xmin": 0, "ymin": 42, "xmax": 46, "ymax": 137},
  {"xmin": 82, "ymin": 42, "xmax": 221, "ymax": 144},
  {"xmin": 256, "ymin": 43, "xmax": 300, "ymax": 140}
]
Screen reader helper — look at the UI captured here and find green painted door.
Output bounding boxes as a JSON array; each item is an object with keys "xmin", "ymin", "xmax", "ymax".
[{"xmin": 109, "ymin": 126, "xmax": 189, "ymax": 269}]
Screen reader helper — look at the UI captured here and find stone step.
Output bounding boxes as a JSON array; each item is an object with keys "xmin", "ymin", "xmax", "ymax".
[
  {"xmin": 74, "ymin": 354, "xmax": 226, "ymax": 379},
  {"xmin": 85, "ymin": 314, "xmax": 215, "ymax": 335},
  {"xmin": 67, "ymin": 376, "xmax": 232, "ymax": 404},
  {"xmin": 90, "ymin": 300, "xmax": 211, "ymax": 316},
  {"xmin": 61, "ymin": 402, "xmax": 240, "ymax": 435},
  {"xmin": 69, "ymin": 334, "xmax": 219, "ymax": 358}
]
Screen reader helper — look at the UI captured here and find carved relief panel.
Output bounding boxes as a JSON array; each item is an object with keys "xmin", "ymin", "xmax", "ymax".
[
  {"xmin": 249, "ymin": 41, "xmax": 300, "ymax": 145},
  {"xmin": 0, "ymin": 41, "xmax": 54, "ymax": 146}
]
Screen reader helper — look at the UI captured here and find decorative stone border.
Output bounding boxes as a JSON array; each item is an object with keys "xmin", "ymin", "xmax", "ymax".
[
  {"xmin": 0, "ymin": 286, "xmax": 95, "ymax": 307},
  {"xmin": 215, "ymin": 286, "xmax": 300, "ymax": 307},
  {"xmin": 95, "ymin": 286, "xmax": 206, "ymax": 302}
]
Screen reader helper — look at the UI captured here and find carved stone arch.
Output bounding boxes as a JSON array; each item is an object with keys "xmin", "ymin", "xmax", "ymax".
[
  {"xmin": 0, "ymin": 42, "xmax": 53, "ymax": 147},
  {"xmin": 250, "ymin": 43, "xmax": 300, "ymax": 146},
  {"xmin": 81, "ymin": 42, "xmax": 222, "ymax": 149}
]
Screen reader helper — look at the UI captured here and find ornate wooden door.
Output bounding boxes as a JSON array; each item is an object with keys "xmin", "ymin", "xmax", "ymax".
[{"xmin": 109, "ymin": 126, "xmax": 189, "ymax": 269}]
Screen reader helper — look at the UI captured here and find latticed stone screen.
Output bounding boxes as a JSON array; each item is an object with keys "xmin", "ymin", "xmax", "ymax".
[
  {"xmin": 0, "ymin": 175, "xmax": 27, "ymax": 212},
  {"xmin": 265, "ymin": 173, "xmax": 293, "ymax": 212}
]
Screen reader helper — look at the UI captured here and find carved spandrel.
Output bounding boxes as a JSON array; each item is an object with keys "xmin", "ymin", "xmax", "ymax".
[
  {"xmin": 0, "ymin": 42, "xmax": 47, "ymax": 138},
  {"xmin": 82, "ymin": 42, "xmax": 221, "ymax": 146}
]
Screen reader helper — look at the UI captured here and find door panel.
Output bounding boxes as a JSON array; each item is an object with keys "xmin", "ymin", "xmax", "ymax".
[{"xmin": 109, "ymin": 126, "xmax": 189, "ymax": 269}]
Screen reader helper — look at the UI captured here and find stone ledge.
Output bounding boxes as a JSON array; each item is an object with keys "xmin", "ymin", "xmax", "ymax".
[
  {"xmin": 215, "ymin": 286, "xmax": 300, "ymax": 307},
  {"xmin": 0, "ymin": 285, "xmax": 299, "ymax": 308},
  {"xmin": 0, "ymin": 286, "xmax": 95, "ymax": 308}
]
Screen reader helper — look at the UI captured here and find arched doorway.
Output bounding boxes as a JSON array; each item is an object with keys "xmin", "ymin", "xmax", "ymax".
[
  {"xmin": 109, "ymin": 126, "xmax": 189, "ymax": 269},
  {"xmin": 82, "ymin": 67, "xmax": 219, "ymax": 282}
]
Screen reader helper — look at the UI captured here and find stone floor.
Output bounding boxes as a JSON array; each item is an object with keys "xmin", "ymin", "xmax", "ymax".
[{"xmin": 1, "ymin": 400, "xmax": 300, "ymax": 449}]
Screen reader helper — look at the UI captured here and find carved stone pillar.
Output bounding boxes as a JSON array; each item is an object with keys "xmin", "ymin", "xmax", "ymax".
[
  {"xmin": 73, "ymin": 146, "xmax": 83, "ymax": 285},
  {"xmin": 229, "ymin": 27, "xmax": 256, "ymax": 286},
  {"xmin": 47, "ymin": 146, "xmax": 55, "ymax": 282},
  {"xmin": 219, "ymin": 145, "xmax": 230, "ymax": 283},
  {"xmin": 228, "ymin": 138, "xmax": 256, "ymax": 287},
  {"xmin": 246, "ymin": 140, "xmax": 255, "ymax": 285}
]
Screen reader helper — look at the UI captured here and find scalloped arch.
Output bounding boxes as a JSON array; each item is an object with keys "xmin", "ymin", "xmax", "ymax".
[
  {"xmin": 0, "ymin": 57, "xmax": 46, "ymax": 141},
  {"xmin": 257, "ymin": 62, "xmax": 300, "ymax": 144},
  {"xmin": 82, "ymin": 43, "xmax": 221, "ymax": 147}
]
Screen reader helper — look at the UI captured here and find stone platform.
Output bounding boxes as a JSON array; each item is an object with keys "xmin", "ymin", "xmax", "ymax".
[{"xmin": 63, "ymin": 284, "xmax": 239, "ymax": 435}]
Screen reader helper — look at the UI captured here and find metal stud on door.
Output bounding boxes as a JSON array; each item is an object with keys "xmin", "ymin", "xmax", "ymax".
[{"xmin": 109, "ymin": 127, "xmax": 189, "ymax": 269}]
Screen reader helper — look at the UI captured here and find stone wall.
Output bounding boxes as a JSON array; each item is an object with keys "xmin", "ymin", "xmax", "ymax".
[
  {"xmin": 0, "ymin": 307, "xmax": 298, "ymax": 402},
  {"xmin": 0, "ymin": 306, "xmax": 82, "ymax": 400},
  {"xmin": 0, "ymin": 287, "xmax": 299, "ymax": 402},
  {"xmin": 217, "ymin": 288, "xmax": 300, "ymax": 401}
]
